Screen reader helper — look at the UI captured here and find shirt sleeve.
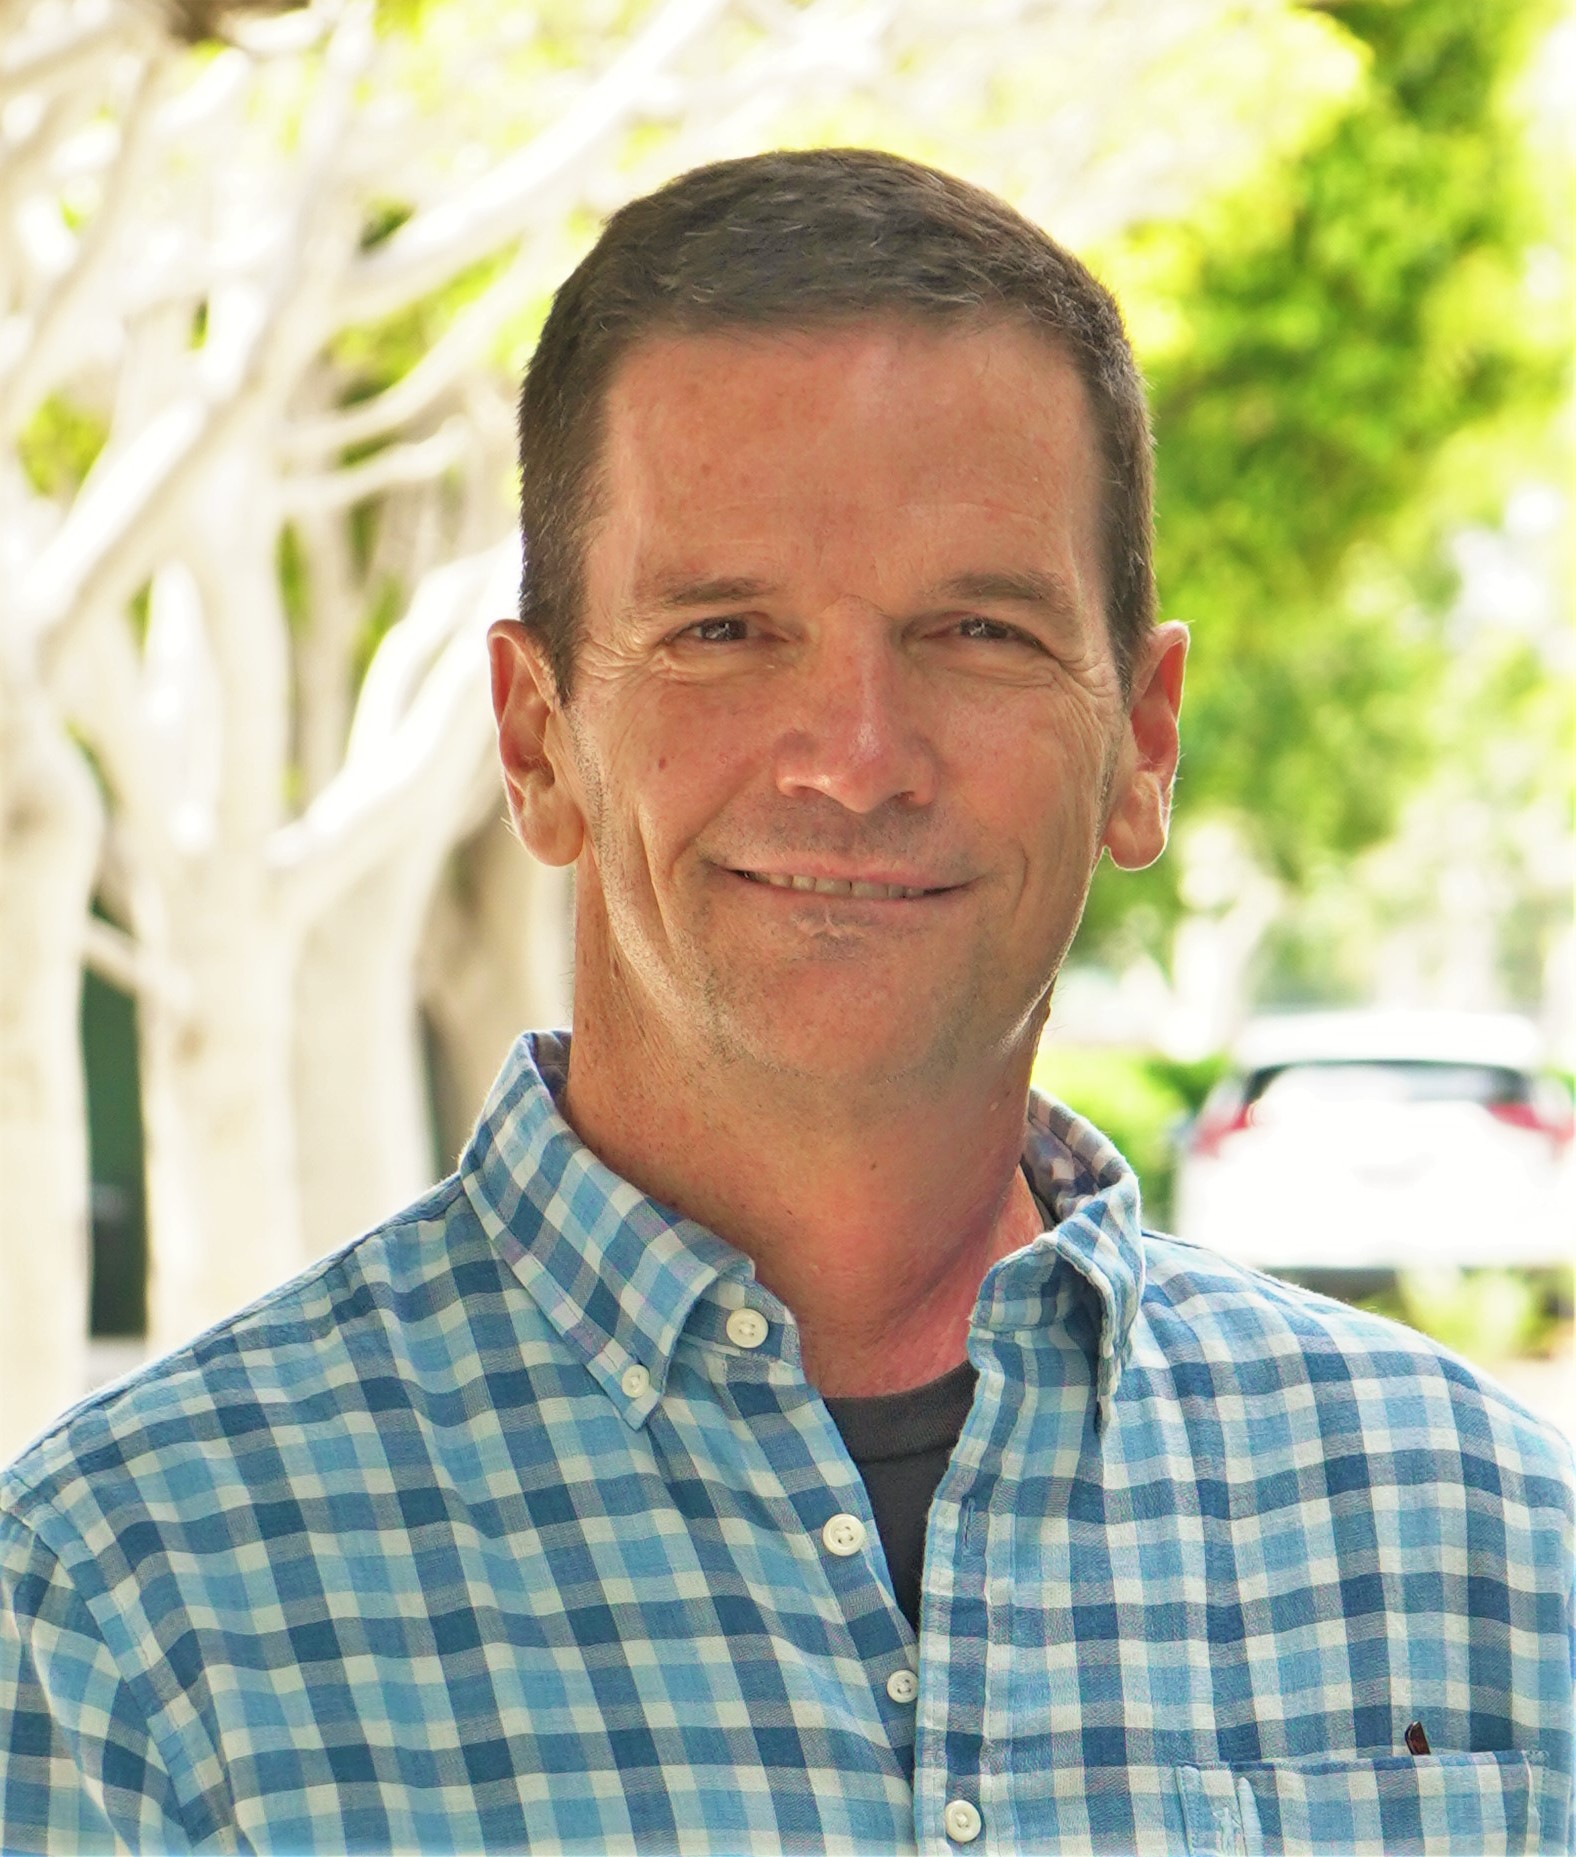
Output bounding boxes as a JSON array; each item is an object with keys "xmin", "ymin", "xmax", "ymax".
[{"xmin": 0, "ymin": 1504, "xmax": 192, "ymax": 1854}]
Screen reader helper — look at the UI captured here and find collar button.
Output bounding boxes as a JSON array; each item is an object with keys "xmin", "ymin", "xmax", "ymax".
[{"xmin": 726, "ymin": 1307, "xmax": 769, "ymax": 1349}]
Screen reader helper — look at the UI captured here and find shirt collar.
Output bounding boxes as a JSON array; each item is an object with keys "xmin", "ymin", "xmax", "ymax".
[
  {"xmin": 459, "ymin": 1031, "xmax": 749, "ymax": 1425},
  {"xmin": 461, "ymin": 1031, "xmax": 1145, "ymax": 1425},
  {"xmin": 1008, "ymin": 1089, "xmax": 1147, "ymax": 1420}
]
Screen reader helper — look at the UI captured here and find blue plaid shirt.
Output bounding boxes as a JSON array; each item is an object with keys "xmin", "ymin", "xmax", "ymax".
[{"xmin": 2, "ymin": 1031, "xmax": 1571, "ymax": 1854}]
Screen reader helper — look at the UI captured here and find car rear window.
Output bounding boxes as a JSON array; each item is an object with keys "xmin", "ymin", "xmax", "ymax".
[{"xmin": 1243, "ymin": 1061, "xmax": 1533, "ymax": 1109}]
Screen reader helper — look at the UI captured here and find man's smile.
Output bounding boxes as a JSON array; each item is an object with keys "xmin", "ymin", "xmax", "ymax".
[{"xmin": 730, "ymin": 868, "xmax": 953, "ymax": 900}]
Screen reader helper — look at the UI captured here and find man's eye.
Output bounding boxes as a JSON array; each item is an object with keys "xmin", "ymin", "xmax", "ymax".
[
  {"xmin": 685, "ymin": 617, "xmax": 751, "ymax": 643},
  {"xmin": 955, "ymin": 616, "xmax": 1023, "ymax": 644}
]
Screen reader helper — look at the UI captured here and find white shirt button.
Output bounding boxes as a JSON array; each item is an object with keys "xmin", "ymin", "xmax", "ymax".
[
  {"xmin": 620, "ymin": 1363, "xmax": 651, "ymax": 1399},
  {"xmin": 885, "ymin": 1667, "xmax": 918, "ymax": 1704},
  {"xmin": 725, "ymin": 1307, "xmax": 769, "ymax": 1349},
  {"xmin": 820, "ymin": 1513, "xmax": 866, "ymax": 1557},
  {"xmin": 943, "ymin": 1798, "xmax": 982, "ymax": 1844}
]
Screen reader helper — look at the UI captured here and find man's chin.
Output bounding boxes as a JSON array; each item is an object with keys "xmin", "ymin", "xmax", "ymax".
[{"xmin": 702, "ymin": 1002, "xmax": 973, "ymax": 1099}]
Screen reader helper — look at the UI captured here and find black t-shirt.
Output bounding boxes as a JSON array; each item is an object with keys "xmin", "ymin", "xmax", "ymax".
[
  {"xmin": 822, "ymin": 1360, "xmax": 979, "ymax": 1630},
  {"xmin": 820, "ymin": 1182, "xmax": 1050, "ymax": 1629}
]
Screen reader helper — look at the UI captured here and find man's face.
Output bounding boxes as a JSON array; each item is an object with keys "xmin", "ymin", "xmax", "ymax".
[{"xmin": 494, "ymin": 318, "xmax": 1183, "ymax": 1094}]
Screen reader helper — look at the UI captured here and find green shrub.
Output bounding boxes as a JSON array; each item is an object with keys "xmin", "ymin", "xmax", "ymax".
[{"xmin": 1357, "ymin": 1267, "xmax": 1570, "ymax": 1365}]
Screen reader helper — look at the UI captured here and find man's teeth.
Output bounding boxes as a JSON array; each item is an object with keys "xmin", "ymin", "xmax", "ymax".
[{"xmin": 746, "ymin": 872, "xmax": 929, "ymax": 899}]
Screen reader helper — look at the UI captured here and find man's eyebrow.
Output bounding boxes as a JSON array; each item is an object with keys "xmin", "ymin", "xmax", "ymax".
[
  {"xmin": 638, "ymin": 574, "xmax": 779, "ymax": 611},
  {"xmin": 632, "ymin": 568, "xmax": 1080, "ymax": 617},
  {"xmin": 931, "ymin": 569, "xmax": 1081, "ymax": 616}
]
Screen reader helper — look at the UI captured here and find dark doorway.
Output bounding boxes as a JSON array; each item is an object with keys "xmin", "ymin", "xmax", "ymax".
[{"xmin": 81, "ymin": 964, "xmax": 147, "ymax": 1336}]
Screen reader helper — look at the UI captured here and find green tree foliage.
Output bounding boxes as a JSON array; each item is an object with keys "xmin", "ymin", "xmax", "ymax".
[
  {"xmin": 16, "ymin": 395, "xmax": 107, "ymax": 500},
  {"xmin": 1081, "ymin": 0, "xmax": 1562, "ymax": 953}
]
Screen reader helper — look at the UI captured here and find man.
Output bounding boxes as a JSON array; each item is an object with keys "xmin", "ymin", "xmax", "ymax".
[{"xmin": 1, "ymin": 150, "xmax": 1570, "ymax": 1855}]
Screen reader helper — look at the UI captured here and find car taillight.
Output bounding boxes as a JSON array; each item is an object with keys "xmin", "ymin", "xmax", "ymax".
[
  {"xmin": 1488, "ymin": 1101, "xmax": 1575, "ymax": 1149},
  {"xmin": 1191, "ymin": 1105, "xmax": 1254, "ymax": 1159}
]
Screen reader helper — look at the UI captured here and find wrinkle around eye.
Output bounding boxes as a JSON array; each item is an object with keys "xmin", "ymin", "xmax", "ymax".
[
  {"xmin": 926, "ymin": 613, "xmax": 1059, "ymax": 665},
  {"xmin": 648, "ymin": 615, "xmax": 789, "ymax": 678},
  {"xmin": 659, "ymin": 611, "xmax": 803, "ymax": 658}
]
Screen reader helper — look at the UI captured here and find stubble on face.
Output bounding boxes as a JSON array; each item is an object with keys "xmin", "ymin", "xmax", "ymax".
[
  {"xmin": 562, "ymin": 710, "xmax": 977, "ymax": 1095},
  {"xmin": 564, "ymin": 704, "xmax": 1125, "ymax": 1118}
]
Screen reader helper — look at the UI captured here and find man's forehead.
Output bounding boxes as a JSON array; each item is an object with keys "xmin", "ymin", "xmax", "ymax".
[
  {"xmin": 599, "ymin": 313, "xmax": 1086, "ymax": 427},
  {"xmin": 581, "ymin": 317, "xmax": 1108, "ymax": 628},
  {"xmin": 594, "ymin": 318, "xmax": 1098, "ymax": 508}
]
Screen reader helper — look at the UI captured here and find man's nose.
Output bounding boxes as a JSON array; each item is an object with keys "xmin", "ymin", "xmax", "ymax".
[{"xmin": 771, "ymin": 627, "xmax": 939, "ymax": 814}]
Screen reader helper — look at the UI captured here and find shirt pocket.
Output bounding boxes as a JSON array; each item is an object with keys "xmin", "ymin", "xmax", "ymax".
[{"xmin": 1175, "ymin": 1750, "xmax": 1548, "ymax": 1856}]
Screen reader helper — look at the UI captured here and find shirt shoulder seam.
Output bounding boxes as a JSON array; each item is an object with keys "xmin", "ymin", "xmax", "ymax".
[{"xmin": 0, "ymin": 1171, "xmax": 473, "ymax": 1512}]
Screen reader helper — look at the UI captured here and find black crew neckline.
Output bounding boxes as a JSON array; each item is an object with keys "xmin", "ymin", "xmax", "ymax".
[{"xmin": 821, "ymin": 1358, "xmax": 979, "ymax": 1464}]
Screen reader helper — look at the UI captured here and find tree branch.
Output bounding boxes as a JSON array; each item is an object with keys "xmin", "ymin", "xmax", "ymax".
[
  {"xmin": 81, "ymin": 914, "xmax": 192, "ymax": 1016},
  {"xmin": 0, "ymin": 8, "xmax": 142, "ymax": 113},
  {"xmin": 20, "ymin": 5, "xmax": 374, "ymax": 677},
  {"xmin": 277, "ymin": 416, "xmax": 467, "ymax": 512},
  {"xmin": 270, "ymin": 542, "xmax": 517, "ymax": 931},
  {"xmin": 0, "ymin": 49, "xmax": 172, "ymax": 447},
  {"xmin": 54, "ymin": 602, "xmax": 178, "ymax": 882},
  {"xmin": 333, "ymin": 0, "xmax": 734, "ymax": 329},
  {"xmin": 283, "ymin": 235, "xmax": 550, "ymax": 458},
  {"xmin": 22, "ymin": 392, "xmax": 211, "ymax": 670}
]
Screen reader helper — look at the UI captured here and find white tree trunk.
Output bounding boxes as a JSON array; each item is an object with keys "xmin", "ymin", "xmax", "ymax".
[
  {"xmin": 419, "ymin": 815, "xmax": 574, "ymax": 1161},
  {"xmin": 138, "ymin": 871, "xmax": 302, "ymax": 1351},
  {"xmin": 286, "ymin": 547, "xmax": 517, "ymax": 1251},
  {"xmin": 0, "ymin": 672, "xmax": 100, "ymax": 1458},
  {"xmin": 292, "ymin": 852, "xmax": 447, "ymax": 1261}
]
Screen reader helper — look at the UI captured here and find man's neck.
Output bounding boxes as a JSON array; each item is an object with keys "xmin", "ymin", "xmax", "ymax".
[{"xmin": 559, "ymin": 1008, "xmax": 1046, "ymax": 1398}]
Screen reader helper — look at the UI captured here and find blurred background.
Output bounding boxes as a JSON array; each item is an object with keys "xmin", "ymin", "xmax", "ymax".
[{"xmin": 2, "ymin": 0, "xmax": 1570, "ymax": 1461}]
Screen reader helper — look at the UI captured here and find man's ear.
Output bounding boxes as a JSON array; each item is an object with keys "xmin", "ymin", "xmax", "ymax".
[
  {"xmin": 1100, "ymin": 621, "xmax": 1188, "ymax": 871},
  {"xmin": 487, "ymin": 620, "xmax": 585, "ymax": 867}
]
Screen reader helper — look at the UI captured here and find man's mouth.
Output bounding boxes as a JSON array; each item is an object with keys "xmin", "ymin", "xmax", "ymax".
[{"xmin": 735, "ymin": 870, "xmax": 938, "ymax": 899}]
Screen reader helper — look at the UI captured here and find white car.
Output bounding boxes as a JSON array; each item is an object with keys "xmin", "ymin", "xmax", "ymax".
[{"xmin": 1173, "ymin": 1010, "xmax": 1574, "ymax": 1274}]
